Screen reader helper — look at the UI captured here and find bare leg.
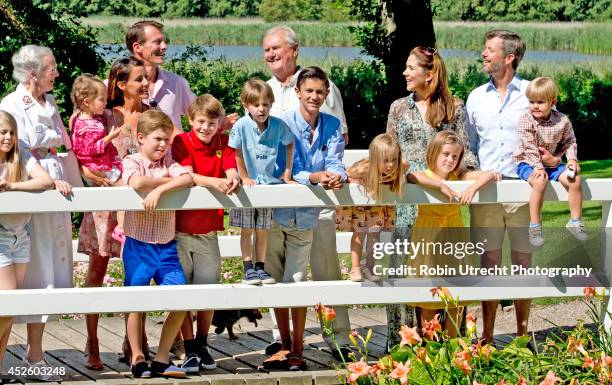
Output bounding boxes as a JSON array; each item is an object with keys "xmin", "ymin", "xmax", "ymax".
[
  {"xmin": 254, "ymin": 229, "xmax": 268, "ymax": 264},
  {"xmin": 0, "ymin": 265, "xmax": 18, "ymax": 370},
  {"xmin": 85, "ymin": 253, "xmax": 109, "ymax": 369},
  {"xmin": 528, "ymin": 179, "xmax": 547, "ymax": 225},
  {"xmin": 127, "ymin": 313, "xmax": 145, "ymax": 365},
  {"xmin": 155, "ymin": 312, "xmax": 187, "ymax": 364},
  {"xmin": 290, "ymin": 308, "xmax": 306, "ymax": 355},
  {"xmin": 195, "ymin": 311, "xmax": 213, "ymax": 339},
  {"xmin": 511, "ymin": 250, "xmax": 532, "ymax": 337},
  {"xmin": 240, "ymin": 229, "xmax": 254, "ymax": 263},
  {"xmin": 274, "ymin": 308, "xmax": 292, "ymax": 351},
  {"xmin": 481, "ymin": 249, "xmax": 502, "ymax": 343},
  {"xmin": 25, "ymin": 323, "xmax": 45, "ymax": 363},
  {"xmin": 559, "ymin": 173, "xmax": 582, "ymax": 220},
  {"xmin": 350, "ymin": 232, "xmax": 364, "ymax": 270},
  {"xmin": 180, "ymin": 312, "xmax": 194, "ymax": 340}
]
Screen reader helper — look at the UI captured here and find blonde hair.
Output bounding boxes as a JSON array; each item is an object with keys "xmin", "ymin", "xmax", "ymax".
[
  {"xmin": 350, "ymin": 133, "xmax": 405, "ymax": 200},
  {"xmin": 137, "ymin": 110, "xmax": 174, "ymax": 137},
  {"xmin": 409, "ymin": 47, "xmax": 455, "ymax": 128},
  {"xmin": 188, "ymin": 94, "xmax": 225, "ymax": 120},
  {"xmin": 426, "ymin": 130, "xmax": 465, "ymax": 180},
  {"xmin": 0, "ymin": 111, "xmax": 22, "ymax": 183},
  {"xmin": 71, "ymin": 73, "xmax": 105, "ymax": 113},
  {"xmin": 240, "ymin": 79, "xmax": 274, "ymax": 107},
  {"xmin": 526, "ymin": 77, "xmax": 558, "ymax": 102}
]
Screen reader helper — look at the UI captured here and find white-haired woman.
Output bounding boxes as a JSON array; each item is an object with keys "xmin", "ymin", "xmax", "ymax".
[{"xmin": 0, "ymin": 45, "xmax": 75, "ymax": 379}]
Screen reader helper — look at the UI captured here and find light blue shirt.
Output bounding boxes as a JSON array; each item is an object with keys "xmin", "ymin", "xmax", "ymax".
[
  {"xmin": 228, "ymin": 114, "xmax": 294, "ymax": 185},
  {"xmin": 466, "ymin": 76, "xmax": 530, "ymax": 178},
  {"xmin": 273, "ymin": 110, "xmax": 347, "ymax": 230}
]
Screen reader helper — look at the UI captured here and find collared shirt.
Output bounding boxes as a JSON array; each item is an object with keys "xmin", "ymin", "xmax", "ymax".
[
  {"xmin": 273, "ymin": 110, "xmax": 347, "ymax": 230},
  {"xmin": 466, "ymin": 76, "xmax": 530, "ymax": 178},
  {"xmin": 228, "ymin": 114, "xmax": 294, "ymax": 185},
  {"xmin": 267, "ymin": 68, "xmax": 349, "ymax": 134},
  {"xmin": 172, "ymin": 131, "xmax": 237, "ymax": 234},
  {"xmin": 0, "ymin": 83, "xmax": 71, "ymax": 152},
  {"xmin": 513, "ymin": 109, "xmax": 577, "ymax": 168},
  {"xmin": 122, "ymin": 151, "xmax": 189, "ymax": 244},
  {"xmin": 146, "ymin": 69, "xmax": 196, "ymax": 130}
]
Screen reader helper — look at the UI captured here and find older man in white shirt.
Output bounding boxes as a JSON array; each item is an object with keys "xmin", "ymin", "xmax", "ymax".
[
  {"xmin": 262, "ymin": 25, "xmax": 352, "ymax": 361},
  {"xmin": 467, "ymin": 30, "xmax": 561, "ymax": 347}
]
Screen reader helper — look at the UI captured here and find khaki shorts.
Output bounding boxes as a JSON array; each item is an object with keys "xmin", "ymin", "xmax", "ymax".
[
  {"xmin": 470, "ymin": 203, "xmax": 535, "ymax": 254},
  {"xmin": 266, "ymin": 221, "xmax": 313, "ymax": 283},
  {"xmin": 176, "ymin": 231, "xmax": 222, "ymax": 284}
]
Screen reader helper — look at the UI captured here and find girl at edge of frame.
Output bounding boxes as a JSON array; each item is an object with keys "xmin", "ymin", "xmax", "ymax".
[
  {"xmin": 0, "ymin": 111, "xmax": 55, "ymax": 371},
  {"xmin": 336, "ymin": 133, "xmax": 407, "ymax": 282},
  {"xmin": 407, "ymin": 130, "xmax": 497, "ymax": 337}
]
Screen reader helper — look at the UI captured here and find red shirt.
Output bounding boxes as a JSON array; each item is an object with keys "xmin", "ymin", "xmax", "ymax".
[{"xmin": 172, "ymin": 131, "xmax": 237, "ymax": 234}]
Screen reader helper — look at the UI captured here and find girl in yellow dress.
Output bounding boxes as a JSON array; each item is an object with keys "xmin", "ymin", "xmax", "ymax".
[
  {"xmin": 336, "ymin": 133, "xmax": 407, "ymax": 281},
  {"xmin": 407, "ymin": 130, "xmax": 496, "ymax": 336}
]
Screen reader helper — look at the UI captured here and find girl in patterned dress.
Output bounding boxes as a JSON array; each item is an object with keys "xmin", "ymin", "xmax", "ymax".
[
  {"xmin": 336, "ymin": 133, "xmax": 406, "ymax": 281},
  {"xmin": 407, "ymin": 130, "xmax": 496, "ymax": 337}
]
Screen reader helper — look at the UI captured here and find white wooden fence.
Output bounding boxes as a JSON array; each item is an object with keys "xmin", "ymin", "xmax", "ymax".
[{"xmin": 0, "ymin": 150, "xmax": 610, "ymax": 323}]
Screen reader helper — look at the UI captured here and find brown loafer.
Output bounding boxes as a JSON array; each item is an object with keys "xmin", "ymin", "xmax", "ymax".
[{"xmin": 262, "ymin": 350, "xmax": 289, "ymax": 370}]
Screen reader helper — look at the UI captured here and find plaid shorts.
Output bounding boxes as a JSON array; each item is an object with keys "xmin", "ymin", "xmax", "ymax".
[{"xmin": 229, "ymin": 208, "xmax": 273, "ymax": 229}]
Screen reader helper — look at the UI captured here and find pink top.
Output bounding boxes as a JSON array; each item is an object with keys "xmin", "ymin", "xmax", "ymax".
[
  {"xmin": 147, "ymin": 69, "xmax": 195, "ymax": 129},
  {"xmin": 71, "ymin": 114, "xmax": 121, "ymax": 171},
  {"xmin": 122, "ymin": 150, "xmax": 188, "ymax": 244}
]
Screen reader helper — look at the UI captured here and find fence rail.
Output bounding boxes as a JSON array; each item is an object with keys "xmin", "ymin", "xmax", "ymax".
[{"xmin": 0, "ymin": 150, "xmax": 611, "ymax": 323}]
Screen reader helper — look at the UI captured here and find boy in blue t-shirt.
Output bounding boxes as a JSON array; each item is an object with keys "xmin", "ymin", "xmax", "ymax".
[{"xmin": 228, "ymin": 79, "xmax": 294, "ymax": 285}]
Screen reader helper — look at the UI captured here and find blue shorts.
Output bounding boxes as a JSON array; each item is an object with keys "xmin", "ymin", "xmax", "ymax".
[
  {"xmin": 517, "ymin": 162, "xmax": 566, "ymax": 182},
  {"xmin": 123, "ymin": 237, "xmax": 187, "ymax": 287}
]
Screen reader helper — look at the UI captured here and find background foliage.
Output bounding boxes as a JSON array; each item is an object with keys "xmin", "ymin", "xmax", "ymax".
[
  {"xmin": 0, "ymin": 0, "xmax": 104, "ymax": 112},
  {"xmin": 33, "ymin": 0, "xmax": 611, "ymax": 21}
]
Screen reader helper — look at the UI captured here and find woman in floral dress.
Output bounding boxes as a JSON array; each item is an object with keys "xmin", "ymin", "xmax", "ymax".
[{"xmin": 384, "ymin": 46, "xmax": 478, "ymax": 348}]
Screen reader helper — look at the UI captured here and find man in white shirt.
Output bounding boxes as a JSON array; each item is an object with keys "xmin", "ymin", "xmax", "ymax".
[
  {"xmin": 466, "ymin": 30, "xmax": 560, "ymax": 346},
  {"xmin": 262, "ymin": 25, "xmax": 352, "ymax": 361}
]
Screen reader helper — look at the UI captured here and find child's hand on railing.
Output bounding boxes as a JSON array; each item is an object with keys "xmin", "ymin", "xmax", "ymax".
[
  {"xmin": 143, "ymin": 188, "xmax": 162, "ymax": 210},
  {"xmin": 438, "ymin": 182, "xmax": 458, "ymax": 203},
  {"xmin": 241, "ymin": 177, "xmax": 256, "ymax": 187}
]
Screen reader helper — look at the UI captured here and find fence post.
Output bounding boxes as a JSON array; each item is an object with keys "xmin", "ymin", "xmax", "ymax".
[{"xmin": 602, "ymin": 201, "xmax": 612, "ymax": 328}]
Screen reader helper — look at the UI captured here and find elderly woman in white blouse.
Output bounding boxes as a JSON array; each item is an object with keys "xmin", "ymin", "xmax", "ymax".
[{"xmin": 0, "ymin": 45, "xmax": 75, "ymax": 377}]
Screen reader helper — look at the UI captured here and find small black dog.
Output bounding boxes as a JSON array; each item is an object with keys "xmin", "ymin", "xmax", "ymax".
[{"xmin": 212, "ymin": 309, "xmax": 263, "ymax": 339}]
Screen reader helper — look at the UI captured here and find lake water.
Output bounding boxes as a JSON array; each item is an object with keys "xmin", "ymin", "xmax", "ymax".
[{"xmin": 99, "ymin": 45, "xmax": 611, "ymax": 63}]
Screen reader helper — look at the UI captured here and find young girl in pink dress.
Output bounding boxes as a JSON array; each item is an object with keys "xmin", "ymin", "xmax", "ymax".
[{"xmin": 70, "ymin": 73, "xmax": 124, "ymax": 370}]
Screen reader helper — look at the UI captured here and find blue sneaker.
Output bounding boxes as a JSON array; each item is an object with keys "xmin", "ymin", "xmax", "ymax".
[
  {"xmin": 256, "ymin": 268, "xmax": 276, "ymax": 284},
  {"xmin": 243, "ymin": 267, "xmax": 261, "ymax": 285}
]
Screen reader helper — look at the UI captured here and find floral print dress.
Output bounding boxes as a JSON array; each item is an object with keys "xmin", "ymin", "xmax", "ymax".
[{"xmin": 384, "ymin": 93, "xmax": 477, "ymax": 347}]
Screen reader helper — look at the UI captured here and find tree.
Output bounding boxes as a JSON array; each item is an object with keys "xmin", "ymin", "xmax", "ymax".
[
  {"xmin": 1, "ymin": 0, "xmax": 104, "ymax": 114},
  {"xmin": 349, "ymin": 0, "xmax": 436, "ymax": 104}
]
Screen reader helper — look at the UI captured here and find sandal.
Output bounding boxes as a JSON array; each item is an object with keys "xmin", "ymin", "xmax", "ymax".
[
  {"xmin": 349, "ymin": 267, "xmax": 363, "ymax": 282},
  {"xmin": 111, "ymin": 226, "xmax": 126, "ymax": 244},
  {"xmin": 287, "ymin": 353, "xmax": 306, "ymax": 371},
  {"xmin": 262, "ymin": 350, "xmax": 289, "ymax": 370},
  {"xmin": 84, "ymin": 339, "xmax": 104, "ymax": 370},
  {"xmin": 130, "ymin": 361, "xmax": 151, "ymax": 378}
]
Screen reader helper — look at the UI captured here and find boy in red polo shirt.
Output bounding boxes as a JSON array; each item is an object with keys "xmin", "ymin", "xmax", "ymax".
[{"xmin": 172, "ymin": 95, "xmax": 240, "ymax": 372}]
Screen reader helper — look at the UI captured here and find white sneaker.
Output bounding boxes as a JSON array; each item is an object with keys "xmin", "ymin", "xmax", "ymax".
[
  {"xmin": 528, "ymin": 226, "xmax": 544, "ymax": 247},
  {"xmin": 23, "ymin": 359, "xmax": 63, "ymax": 382},
  {"xmin": 180, "ymin": 353, "xmax": 200, "ymax": 373},
  {"xmin": 566, "ymin": 220, "xmax": 588, "ymax": 241}
]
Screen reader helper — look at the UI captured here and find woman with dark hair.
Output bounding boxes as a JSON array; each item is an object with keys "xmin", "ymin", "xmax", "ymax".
[
  {"xmin": 384, "ymin": 46, "xmax": 478, "ymax": 347},
  {"xmin": 75, "ymin": 57, "xmax": 150, "ymax": 369}
]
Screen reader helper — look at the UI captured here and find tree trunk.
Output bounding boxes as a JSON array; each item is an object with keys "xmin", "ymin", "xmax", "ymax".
[{"xmin": 382, "ymin": 0, "xmax": 436, "ymax": 103}]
